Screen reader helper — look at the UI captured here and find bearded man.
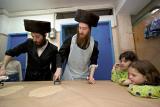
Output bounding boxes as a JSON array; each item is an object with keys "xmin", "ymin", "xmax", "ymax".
[
  {"xmin": 54, "ymin": 9, "xmax": 99, "ymax": 84},
  {"xmin": 0, "ymin": 19, "xmax": 58, "ymax": 81}
]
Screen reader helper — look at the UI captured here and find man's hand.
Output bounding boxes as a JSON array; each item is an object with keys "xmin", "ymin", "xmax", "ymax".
[
  {"xmin": 88, "ymin": 65, "xmax": 97, "ymax": 84},
  {"xmin": 0, "ymin": 55, "xmax": 12, "ymax": 76},
  {"xmin": 53, "ymin": 68, "xmax": 62, "ymax": 81},
  {"xmin": 0, "ymin": 66, "xmax": 6, "ymax": 76},
  {"xmin": 87, "ymin": 76, "xmax": 96, "ymax": 84}
]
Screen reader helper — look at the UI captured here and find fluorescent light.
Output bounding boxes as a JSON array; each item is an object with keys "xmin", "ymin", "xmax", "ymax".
[{"xmin": 151, "ymin": 8, "xmax": 159, "ymax": 14}]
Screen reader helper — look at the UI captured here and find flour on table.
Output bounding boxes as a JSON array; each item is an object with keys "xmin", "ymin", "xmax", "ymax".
[
  {"xmin": 29, "ymin": 86, "xmax": 63, "ymax": 98},
  {"xmin": 0, "ymin": 85, "xmax": 24, "ymax": 96}
]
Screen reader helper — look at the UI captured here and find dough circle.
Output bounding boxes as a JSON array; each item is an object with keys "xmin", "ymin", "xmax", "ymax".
[
  {"xmin": 0, "ymin": 85, "xmax": 24, "ymax": 96},
  {"xmin": 29, "ymin": 86, "xmax": 63, "ymax": 98}
]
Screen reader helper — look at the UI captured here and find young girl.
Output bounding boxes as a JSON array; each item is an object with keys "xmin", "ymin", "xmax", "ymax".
[
  {"xmin": 128, "ymin": 60, "xmax": 160, "ymax": 98},
  {"xmin": 111, "ymin": 51, "xmax": 138, "ymax": 85}
]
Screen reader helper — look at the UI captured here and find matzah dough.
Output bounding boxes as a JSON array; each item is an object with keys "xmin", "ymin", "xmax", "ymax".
[
  {"xmin": 29, "ymin": 86, "xmax": 63, "ymax": 98},
  {"xmin": 0, "ymin": 86, "xmax": 24, "ymax": 96}
]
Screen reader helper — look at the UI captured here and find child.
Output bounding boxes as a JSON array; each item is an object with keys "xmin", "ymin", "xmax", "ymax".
[
  {"xmin": 128, "ymin": 60, "xmax": 160, "ymax": 98},
  {"xmin": 111, "ymin": 51, "xmax": 138, "ymax": 85}
]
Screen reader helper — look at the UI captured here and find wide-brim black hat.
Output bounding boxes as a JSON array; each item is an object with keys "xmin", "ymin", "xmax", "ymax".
[
  {"xmin": 75, "ymin": 9, "xmax": 99, "ymax": 27},
  {"xmin": 24, "ymin": 19, "xmax": 51, "ymax": 34}
]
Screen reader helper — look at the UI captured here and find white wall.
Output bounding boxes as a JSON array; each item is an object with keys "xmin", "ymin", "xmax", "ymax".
[
  {"xmin": 0, "ymin": 15, "xmax": 9, "ymax": 33},
  {"xmin": 0, "ymin": 12, "xmax": 117, "ymax": 53},
  {"xmin": 0, "ymin": 33, "xmax": 8, "ymax": 61},
  {"xmin": 1, "ymin": 13, "xmax": 116, "ymax": 33},
  {"xmin": 117, "ymin": 13, "xmax": 135, "ymax": 52},
  {"xmin": 8, "ymin": 14, "xmax": 54, "ymax": 33},
  {"xmin": 0, "ymin": 14, "xmax": 55, "ymax": 34}
]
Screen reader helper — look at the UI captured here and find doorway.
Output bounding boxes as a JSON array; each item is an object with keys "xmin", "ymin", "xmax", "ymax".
[
  {"xmin": 7, "ymin": 33, "xmax": 27, "ymax": 80},
  {"xmin": 61, "ymin": 21, "xmax": 114, "ymax": 80}
]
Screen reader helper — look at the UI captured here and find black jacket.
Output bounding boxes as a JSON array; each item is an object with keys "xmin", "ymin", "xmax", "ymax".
[{"xmin": 6, "ymin": 38, "xmax": 58, "ymax": 81}]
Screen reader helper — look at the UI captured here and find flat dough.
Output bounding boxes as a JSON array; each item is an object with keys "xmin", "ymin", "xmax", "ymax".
[
  {"xmin": 29, "ymin": 86, "xmax": 63, "ymax": 98},
  {"xmin": 0, "ymin": 85, "xmax": 24, "ymax": 96}
]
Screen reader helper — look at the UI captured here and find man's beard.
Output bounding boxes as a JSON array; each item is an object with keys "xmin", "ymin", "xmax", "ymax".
[
  {"xmin": 35, "ymin": 38, "xmax": 47, "ymax": 48},
  {"xmin": 77, "ymin": 31, "xmax": 90, "ymax": 49}
]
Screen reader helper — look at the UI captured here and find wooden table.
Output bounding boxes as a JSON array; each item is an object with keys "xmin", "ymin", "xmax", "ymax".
[{"xmin": 0, "ymin": 81, "xmax": 159, "ymax": 107}]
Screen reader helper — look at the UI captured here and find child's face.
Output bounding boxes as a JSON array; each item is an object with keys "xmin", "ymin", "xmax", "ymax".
[
  {"xmin": 128, "ymin": 67, "xmax": 146, "ymax": 85},
  {"xmin": 119, "ymin": 58, "xmax": 131, "ymax": 70}
]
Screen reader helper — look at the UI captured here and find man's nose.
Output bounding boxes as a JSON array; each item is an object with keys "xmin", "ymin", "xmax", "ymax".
[
  {"xmin": 121, "ymin": 61, "xmax": 124, "ymax": 64},
  {"xmin": 33, "ymin": 37, "xmax": 37, "ymax": 42},
  {"xmin": 79, "ymin": 30, "xmax": 82, "ymax": 34},
  {"xmin": 79, "ymin": 28, "xmax": 83, "ymax": 33}
]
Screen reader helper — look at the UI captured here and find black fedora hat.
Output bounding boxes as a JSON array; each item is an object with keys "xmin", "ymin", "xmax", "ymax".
[
  {"xmin": 24, "ymin": 19, "xmax": 51, "ymax": 34},
  {"xmin": 75, "ymin": 9, "xmax": 99, "ymax": 27}
]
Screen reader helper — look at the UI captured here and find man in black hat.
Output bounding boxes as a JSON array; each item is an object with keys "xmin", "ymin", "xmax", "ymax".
[
  {"xmin": 0, "ymin": 19, "xmax": 58, "ymax": 81},
  {"xmin": 54, "ymin": 9, "xmax": 99, "ymax": 84}
]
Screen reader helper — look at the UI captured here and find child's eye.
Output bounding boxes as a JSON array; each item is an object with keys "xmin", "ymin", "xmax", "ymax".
[
  {"xmin": 124, "ymin": 60, "xmax": 128, "ymax": 63},
  {"xmin": 132, "ymin": 74, "xmax": 136, "ymax": 77}
]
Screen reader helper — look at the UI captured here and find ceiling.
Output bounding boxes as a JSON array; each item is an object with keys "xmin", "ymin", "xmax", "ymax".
[{"xmin": 0, "ymin": 0, "xmax": 151, "ymax": 15}]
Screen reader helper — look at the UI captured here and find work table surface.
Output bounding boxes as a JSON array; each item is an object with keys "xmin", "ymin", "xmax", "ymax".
[{"xmin": 0, "ymin": 81, "xmax": 159, "ymax": 107}]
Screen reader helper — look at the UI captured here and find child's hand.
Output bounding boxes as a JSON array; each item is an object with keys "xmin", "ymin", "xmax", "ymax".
[
  {"xmin": 112, "ymin": 63, "xmax": 120, "ymax": 71},
  {"xmin": 122, "ymin": 79, "xmax": 132, "ymax": 86}
]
